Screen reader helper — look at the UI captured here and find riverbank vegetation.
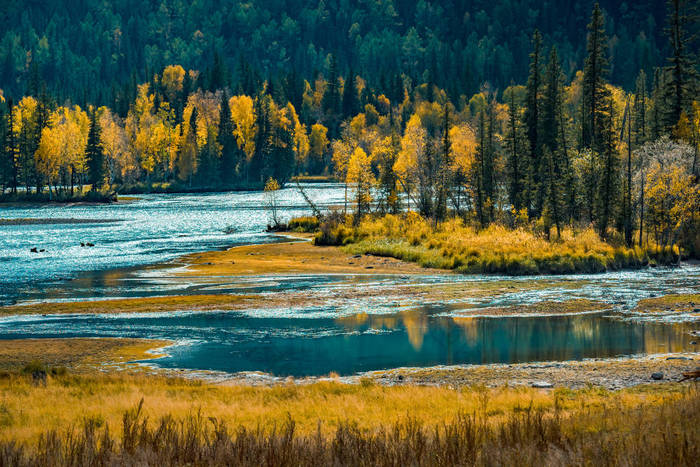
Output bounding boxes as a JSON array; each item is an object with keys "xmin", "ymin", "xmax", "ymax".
[
  {"xmin": 0, "ymin": 369, "xmax": 696, "ymax": 465},
  {"xmin": 1, "ymin": 3, "xmax": 697, "ymax": 224},
  {"xmin": 312, "ymin": 213, "xmax": 675, "ymax": 275}
]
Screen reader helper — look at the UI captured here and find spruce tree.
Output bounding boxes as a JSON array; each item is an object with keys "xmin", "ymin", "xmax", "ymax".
[
  {"xmin": 341, "ymin": 68, "xmax": 359, "ymax": 118},
  {"xmin": 595, "ymin": 95, "xmax": 620, "ymax": 240},
  {"xmin": 86, "ymin": 110, "xmax": 105, "ymax": 191},
  {"xmin": 506, "ymin": 87, "xmax": 524, "ymax": 213},
  {"xmin": 5, "ymin": 98, "xmax": 18, "ymax": 194},
  {"xmin": 540, "ymin": 47, "xmax": 566, "ymax": 237},
  {"xmin": 582, "ymin": 3, "xmax": 610, "ymax": 152},
  {"xmin": 650, "ymin": 68, "xmax": 664, "ymax": 140},
  {"xmin": 218, "ymin": 94, "xmax": 238, "ymax": 185},
  {"xmin": 662, "ymin": 0, "xmax": 698, "ymax": 133},
  {"xmin": 523, "ymin": 30, "xmax": 543, "ymax": 217},
  {"xmin": 633, "ymin": 70, "xmax": 648, "ymax": 146}
]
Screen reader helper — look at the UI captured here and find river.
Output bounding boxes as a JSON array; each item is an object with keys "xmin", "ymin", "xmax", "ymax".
[{"xmin": 0, "ymin": 184, "xmax": 697, "ymax": 377}]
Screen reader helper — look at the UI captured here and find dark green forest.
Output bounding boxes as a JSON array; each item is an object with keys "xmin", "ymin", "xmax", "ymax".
[
  {"xmin": 0, "ymin": 1, "xmax": 697, "ymax": 255},
  {"xmin": 0, "ymin": 0, "xmax": 675, "ymax": 106}
]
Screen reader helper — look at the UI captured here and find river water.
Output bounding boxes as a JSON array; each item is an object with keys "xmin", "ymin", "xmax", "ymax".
[{"xmin": 0, "ymin": 184, "xmax": 698, "ymax": 377}]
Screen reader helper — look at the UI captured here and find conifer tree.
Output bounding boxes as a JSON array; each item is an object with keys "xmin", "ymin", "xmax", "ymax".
[
  {"xmin": 218, "ymin": 94, "xmax": 237, "ymax": 184},
  {"xmin": 650, "ymin": 68, "xmax": 664, "ymax": 140},
  {"xmin": 4, "ymin": 98, "xmax": 18, "ymax": 194},
  {"xmin": 595, "ymin": 95, "xmax": 620, "ymax": 239},
  {"xmin": 523, "ymin": 30, "xmax": 543, "ymax": 217},
  {"xmin": 505, "ymin": 87, "xmax": 524, "ymax": 213},
  {"xmin": 86, "ymin": 110, "xmax": 105, "ymax": 190},
  {"xmin": 341, "ymin": 68, "xmax": 359, "ymax": 118},
  {"xmin": 582, "ymin": 3, "xmax": 610, "ymax": 152},
  {"xmin": 633, "ymin": 70, "xmax": 648, "ymax": 146},
  {"xmin": 662, "ymin": 0, "xmax": 698, "ymax": 133}
]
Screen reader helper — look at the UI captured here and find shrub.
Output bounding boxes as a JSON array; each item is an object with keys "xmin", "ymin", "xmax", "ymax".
[{"xmin": 287, "ymin": 216, "xmax": 320, "ymax": 233}]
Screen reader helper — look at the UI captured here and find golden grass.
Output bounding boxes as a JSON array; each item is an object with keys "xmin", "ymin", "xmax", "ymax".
[
  {"xmin": 181, "ymin": 237, "xmax": 442, "ymax": 276},
  {"xmin": 318, "ymin": 214, "xmax": 654, "ymax": 274},
  {"xmin": 0, "ymin": 294, "xmax": 256, "ymax": 316},
  {"xmin": 635, "ymin": 294, "xmax": 700, "ymax": 314},
  {"xmin": 0, "ymin": 370, "xmax": 691, "ymax": 446},
  {"xmin": 0, "ymin": 338, "xmax": 169, "ymax": 373}
]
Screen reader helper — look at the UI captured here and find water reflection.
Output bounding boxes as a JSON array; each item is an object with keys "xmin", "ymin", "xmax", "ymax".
[{"xmin": 0, "ymin": 308, "xmax": 692, "ymax": 377}]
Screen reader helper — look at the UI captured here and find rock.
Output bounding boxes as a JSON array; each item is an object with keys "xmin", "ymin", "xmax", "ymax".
[
  {"xmin": 397, "ymin": 375, "xmax": 404, "ymax": 381},
  {"xmin": 691, "ymin": 341, "xmax": 698, "ymax": 345},
  {"xmin": 531, "ymin": 381, "xmax": 554, "ymax": 388},
  {"xmin": 694, "ymin": 308, "xmax": 700, "ymax": 312},
  {"xmin": 651, "ymin": 372, "xmax": 664, "ymax": 380}
]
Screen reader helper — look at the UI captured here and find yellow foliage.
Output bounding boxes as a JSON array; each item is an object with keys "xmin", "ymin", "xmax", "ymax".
[{"xmin": 229, "ymin": 95, "xmax": 256, "ymax": 160}]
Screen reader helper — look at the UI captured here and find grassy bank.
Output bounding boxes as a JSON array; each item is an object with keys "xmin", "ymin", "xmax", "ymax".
[
  {"xmin": 313, "ymin": 214, "xmax": 677, "ymax": 275},
  {"xmin": 0, "ymin": 371, "xmax": 695, "ymax": 465},
  {"xmin": 0, "ymin": 294, "xmax": 255, "ymax": 316}
]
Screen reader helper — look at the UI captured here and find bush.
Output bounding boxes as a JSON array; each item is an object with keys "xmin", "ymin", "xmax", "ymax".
[{"xmin": 287, "ymin": 216, "xmax": 320, "ymax": 233}]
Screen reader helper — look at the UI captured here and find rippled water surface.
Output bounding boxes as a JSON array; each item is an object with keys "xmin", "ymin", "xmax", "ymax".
[
  {"xmin": 0, "ymin": 184, "xmax": 345, "ymax": 304},
  {"xmin": 1, "ymin": 186, "xmax": 698, "ymax": 377}
]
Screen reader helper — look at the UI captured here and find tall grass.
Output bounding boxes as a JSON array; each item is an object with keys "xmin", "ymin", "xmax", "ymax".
[
  {"xmin": 315, "ymin": 213, "xmax": 675, "ymax": 275},
  {"xmin": 2, "ymin": 389, "xmax": 697, "ymax": 466}
]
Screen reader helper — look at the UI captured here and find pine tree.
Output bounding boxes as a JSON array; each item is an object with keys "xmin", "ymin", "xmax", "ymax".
[
  {"xmin": 650, "ymin": 68, "xmax": 664, "ymax": 140},
  {"xmin": 5, "ymin": 98, "xmax": 18, "ymax": 194},
  {"xmin": 663, "ymin": 0, "xmax": 698, "ymax": 133},
  {"xmin": 506, "ymin": 87, "xmax": 524, "ymax": 212},
  {"xmin": 632, "ymin": 70, "xmax": 648, "ymax": 146},
  {"xmin": 86, "ymin": 110, "xmax": 105, "ymax": 190},
  {"xmin": 523, "ymin": 30, "xmax": 543, "ymax": 217},
  {"xmin": 341, "ymin": 68, "xmax": 359, "ymax": 118},
  {"xmin": 474, "ymin": 111, "xmax": 486, "ymax": 227},
  {"xmin": 582, "ymin": 3, "xmax": 611, "ymax": 152},
  {"xmin": 435, "ymin": 104, "xmax": 451, "ymax": 223},
  {"xmin": 322, "ymin": 55, "xmax": 340, "ymax": 116},
  {"xmin": 595, "ymin": 95, "xmax": 620, "ymax": 239},
  {"xmin": 218, "ymin": 94, "xmax": 238, "ymax": 185},
  {"xmin": 540, "ymin": 47, "xmax": 566, "ymax": 238}
]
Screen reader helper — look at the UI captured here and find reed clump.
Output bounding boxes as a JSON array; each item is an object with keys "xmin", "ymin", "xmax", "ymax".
[
  {"xmin": 315, "ymin": 213, "xmax": 673, "ymax": 275},
  {"xmin": 1, "ymin": 388, "xmax": 697, "ymax": 466}
]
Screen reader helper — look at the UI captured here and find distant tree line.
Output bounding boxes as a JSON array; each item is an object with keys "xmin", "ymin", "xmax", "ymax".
[
  {"xmin": 0, "ymin": 0, "xmax": 678, "ymax": 106},
  {"xmin": 0, "ymin": 2, "xmax": 698, "ymax": 254}
]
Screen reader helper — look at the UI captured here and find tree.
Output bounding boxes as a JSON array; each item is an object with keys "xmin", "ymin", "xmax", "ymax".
[
  {"xmin": 504, "ymin": 86, "xmax": 525, "ymax": 213},
  {"xmin": 595, "ymin": 96, "xmax": 620, "ymax": 239},
  {"xmin": 264, "ymin": 177, "xmax": 281, "ymax": 228},
  {"xmin": 86, "ymin": 110, "xmax": 105, "ymax": 190},
  {"xmin": 5, "ymin": 98, "xmax": 18, "ymax": 194},
  {"xmin": 341, "ymin": 69, "xmax": 359, "ymax": 118},
  {"xmin": 346, "ymin": 146, "xmax": 374, "ymax": 222},
  {"xmin": 218, "ymin": 94, "xmax": 238, "ymax": 184},
  {"xmin": 523, "ymin": 30, "xmax": 543, "ymax": 216},
  {"xmin": 633, "ymin": 70, "xmax": 648, "ymax": 146},
  {"xmin": 308, "ymin": 123, "xmax": 329, "ymax": 173},
  {"xmin": 662, "ymin": 0, "xmax": 698, "ymax": 133},
  {"xmin": 582, "ymin": 3, "xmax": 611, "ymax": 152}
]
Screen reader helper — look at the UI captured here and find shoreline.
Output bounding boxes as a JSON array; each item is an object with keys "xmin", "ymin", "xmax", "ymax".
[{"xmin": 0, "ymin": 336, "xmax": 696, "ymax": 391}]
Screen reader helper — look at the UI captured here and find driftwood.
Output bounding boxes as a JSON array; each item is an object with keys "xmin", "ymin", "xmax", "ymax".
[
  {"xmin": 295, "ymin": 179, "xmax": 324, "ymax": 220},
  {"xmin": 678, "ymin": 370, "xmax": 700, "ymax": 382}
]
